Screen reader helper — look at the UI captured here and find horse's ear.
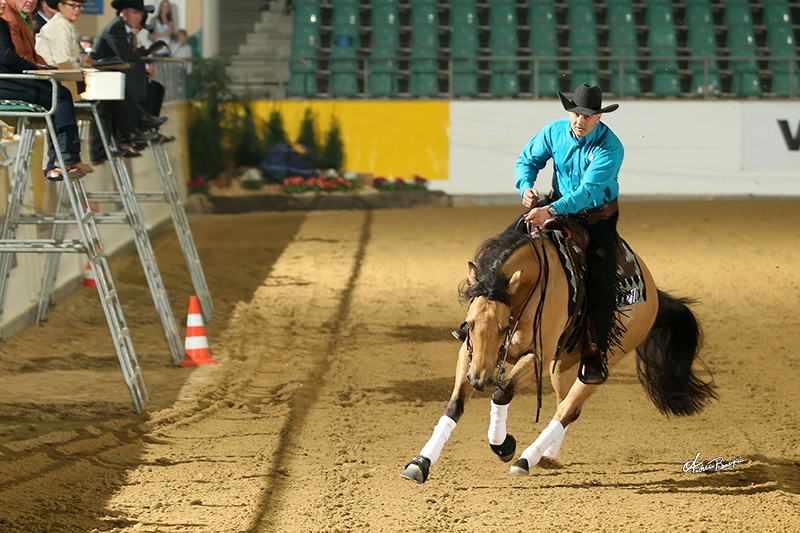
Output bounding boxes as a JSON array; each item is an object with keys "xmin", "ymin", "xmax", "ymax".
[
  {"xmin": 508, "ymin": 270, "xmax": 523, "ymax": 295},
  {"xmin": 467, "ymin": 261, "xmax": 478, "ymax": 285}
]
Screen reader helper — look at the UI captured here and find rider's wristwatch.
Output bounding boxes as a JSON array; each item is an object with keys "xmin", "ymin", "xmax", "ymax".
[{"xmin": 548, "ymin": 205, "xmax": 557, "ymax": 216}]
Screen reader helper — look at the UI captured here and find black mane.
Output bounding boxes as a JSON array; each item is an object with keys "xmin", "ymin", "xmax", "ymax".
[{"xmin": 459, "ymin": 230, "xmax": 536, "ymax": 306}]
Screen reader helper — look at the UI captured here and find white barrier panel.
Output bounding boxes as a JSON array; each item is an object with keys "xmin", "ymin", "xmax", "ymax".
[{"xmin": 445, "ymin": 101, "xmax": 800, "ymax": 197}]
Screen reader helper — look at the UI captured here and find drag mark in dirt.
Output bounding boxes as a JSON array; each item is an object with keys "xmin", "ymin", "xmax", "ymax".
[{"xmin": 250, "ymin": 211, "xmax": 373, "ymax": 531}]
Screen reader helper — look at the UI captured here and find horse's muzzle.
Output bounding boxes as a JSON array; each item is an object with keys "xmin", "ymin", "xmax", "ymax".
[{"xmin": 466, "ymin": 372, "xmax": 494, "ymax": 392}]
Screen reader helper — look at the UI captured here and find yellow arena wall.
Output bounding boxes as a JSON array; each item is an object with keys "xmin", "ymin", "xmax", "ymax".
[{"xmin": 251, "ymin": 101, "xmax": 450, "ymax": 181}]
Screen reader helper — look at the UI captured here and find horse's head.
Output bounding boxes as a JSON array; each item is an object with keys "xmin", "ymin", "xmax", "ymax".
[{"xmin": 463, "ymin": 262, "xmax": 524, "ymax": 392}]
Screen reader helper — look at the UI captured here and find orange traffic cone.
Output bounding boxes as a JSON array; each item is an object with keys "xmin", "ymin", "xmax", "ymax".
[
  {"xmin": 83, "ymin": 260, "xmax": 96, "ymax": 288},
  {"xmin": 179, "ymin": 296, "xmax": 217, "ymax": 367}
]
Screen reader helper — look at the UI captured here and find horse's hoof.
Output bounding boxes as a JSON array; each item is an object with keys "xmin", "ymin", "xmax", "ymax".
[
  {"xmin": 401, "ymin": 456, "xmax": 431, "ymax": 484},
  {"xmin": 508, "ymin": 458, "xmax": 530, "ymax": 476},
  {"xmin": 490, "ymin": 434, "xmax": 516, "ymax": 463}
]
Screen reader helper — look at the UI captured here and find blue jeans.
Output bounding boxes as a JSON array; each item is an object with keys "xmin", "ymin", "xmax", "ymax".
[{"xmin": 0, "ymin": 78, "xmax": 81, "ymax": 170}]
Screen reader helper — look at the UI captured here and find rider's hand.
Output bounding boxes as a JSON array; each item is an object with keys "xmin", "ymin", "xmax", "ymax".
[
  {"xmin": 523, "ymin": 206, "xmax": 549, "ymax": 227},
  {"xmin": 522, "ymin": 187, "xmax": 540, "ymax": 208}
]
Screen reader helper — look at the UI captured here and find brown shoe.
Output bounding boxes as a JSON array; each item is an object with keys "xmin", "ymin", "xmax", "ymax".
[{"xmin": 52, "ymin": 162, "xmax": 94, "ymax": 180}]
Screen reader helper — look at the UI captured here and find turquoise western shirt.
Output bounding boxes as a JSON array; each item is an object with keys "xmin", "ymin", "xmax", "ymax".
[{"xmin": 515, "ymin": 116, "xmax": 624, "ymax": 215}]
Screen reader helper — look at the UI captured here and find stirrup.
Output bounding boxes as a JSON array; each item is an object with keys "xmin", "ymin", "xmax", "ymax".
[{"xmin": 578, "ymin": 342, "xmax": 608, "ymax": 385}]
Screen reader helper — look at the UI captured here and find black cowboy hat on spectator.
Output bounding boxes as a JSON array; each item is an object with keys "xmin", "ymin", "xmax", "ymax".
[
  {"xmin": 45, "ymin": 0, "xmax": 84, "ymax": 9},
  {"xmin": 558, "ymin": 83, "xmax": 619, "ymax": 115},
  {"xmin": 111, "ymin": 0, "xmax": 155, "ymax": 13}
]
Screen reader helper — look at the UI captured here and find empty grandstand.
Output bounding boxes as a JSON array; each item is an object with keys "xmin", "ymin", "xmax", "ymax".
[{"xmin": 255, "ymin": 0, "xmax": 800, "ymax": 98}]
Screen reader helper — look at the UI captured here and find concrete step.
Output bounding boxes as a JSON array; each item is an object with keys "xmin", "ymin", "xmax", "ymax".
[
  {"xmin": 244, "ymin": 33, "xmax": 293, "ymax": 47},
  {"xmin": 237, "ymin": 42, "xmax": 293, "ymax": 56},
  {"xmin": 228, "ymin": 81, "xmax": 288, "ymax": 100},
  {"xmin": 227, "ymin": 63, "xmax": 290, "ymax": 80}
]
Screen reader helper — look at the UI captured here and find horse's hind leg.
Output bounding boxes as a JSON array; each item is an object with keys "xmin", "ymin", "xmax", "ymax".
[
  {"xmin": 510, "ymin": 349, "xmax": 627, "ymax": 475},
  {"xmin": 541, "ymin": 349, "xmax": 582, "ymax": 460},
  {"xmin": 401, "ymin": 342, "xmax": 474, "ymax": 484}
]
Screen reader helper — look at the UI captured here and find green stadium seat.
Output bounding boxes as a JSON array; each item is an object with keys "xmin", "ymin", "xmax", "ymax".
[
  {"xmin": 761, "ymin": 3, "xmax": 793, "ymax": 28},
  {"xmin": 528, "ymin": 0, "xmax": 555, "ymax": 25},
  {"xmin": 730, "ymin": 72, "xmax": 762, "ymax": 96},
  {"xmin": 529, "ymin": 72, "xmax": 560, "ymax": 97},
  {"xmin": 489, "ymin": 0, "xmax": 518, "ymax": 77},
  {"xmin": 329, "ymin": 45, "xmax": 358, "ymax": 97},
  {"xmin": 489, "ymin": 1, "xmax": 521, "ymax": 97},
  {"xmin": 683, "ymin": 1, "xmax": 713, "ymax": 27},
  {"xmin": 571, "ymin": 70, "xmax": 600, "ymax": 90},
  {"xmin": 292, "ymin": 0, "xmax": 321, "ymax": 49},
  {"xmin": 610, "ymin": 72, "xmax": 641, "ymax": 96},
  {"xmin": 371, "ymin": 0, "xmax": 400, "ymax": 48},
  {"xmin": 410, "ymin": 0, "xmax": 438, "ymax": 46},
  {"xmin": 727, "ymin": 26, "xmax": 758, "ymax": 74},
  {"xmin": 686, "ymin": 24, "xmax": 720, "ymax": 93},
  {"xmin": 645, "ymin": 3, "xmax": 674, "ymax": 27},
  {"xmin": 648, "ymin": 23, "xmax": 678, "ymax": 73},
  {"xmin": 570, "ymin": 42, "xmax": 599, "ymax": 74},
  {"xmin": 567, "ymin": 3, "xmax": 598, "ymax": 48},
  {"xmin": 771, "ymin": 72, "xmax": 800, "ymax": 96},
  {"xmin": 722, "ymin": 3, "xmax": 753, "ymax": 29},
  {"xmin": 607, "ymin": 9, "xmax": 637, "ymax": 48},
  {"xmin": 652, "ymin": 72, "xmax": 681, "ymax": 96},
  {"xmin": 331, "ymin": 1, "xmax": 360, "ymax": 48},
  {"xmin": 368, "ymin": 44, "xmax": 398, "ymax": 97},
  {"xmin": 528, "ymin": 2, "xmax": 558, "ymax": 77},
  {"xmin": 409, "ymin": 0, "xmax": 439, "ymax": 96},
  {"xmin": 490, "ymin": 73, "xmax": 520, "ymax": 97},
  {"xmin": 450, "ymin": 0, "xmax": 478, "ymax": 96}
]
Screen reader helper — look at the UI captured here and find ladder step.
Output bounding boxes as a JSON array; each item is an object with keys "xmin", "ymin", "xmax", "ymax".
[
  {"xmin": 16, "ymin": 213, "xmax": 129, "ymax": 224},
  {"xmin": 87, "ymin": 191, "xmax": 167, "ymax": 202},
  {"xmin": 0, "ymin": 239, "xmax": 87, "ymax": 252}
]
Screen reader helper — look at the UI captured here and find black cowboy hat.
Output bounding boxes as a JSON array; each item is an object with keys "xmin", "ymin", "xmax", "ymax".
[
  {"xmin": 45, "ymin": 0, "xmax": 84, "ymax": 9},
  {"xmin": 558, "ymin": 83, "xmax": 619, "ymax": 115},
  {"xmin": 111, "ymin": 0, "xmax": 155, "ymax": 12}
]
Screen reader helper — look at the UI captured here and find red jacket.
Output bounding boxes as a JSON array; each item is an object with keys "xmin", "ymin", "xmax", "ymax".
[{"xmin": 0, "ymin": 6, "xmax": 44, "ymax": 65}]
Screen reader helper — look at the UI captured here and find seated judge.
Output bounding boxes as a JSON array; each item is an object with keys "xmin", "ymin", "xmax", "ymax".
[{"xmin": 0, "ymin": 0, "xmax": 91, "ymax": 180}]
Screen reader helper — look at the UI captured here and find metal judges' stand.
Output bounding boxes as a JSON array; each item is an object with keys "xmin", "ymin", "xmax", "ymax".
[
  {"xmin": 33, "ymin": 70, "xmax": 185, "ymax": 368},
  {"xmin": 0, "ymin": 72, "xmax": 146, "ymax": 412}
]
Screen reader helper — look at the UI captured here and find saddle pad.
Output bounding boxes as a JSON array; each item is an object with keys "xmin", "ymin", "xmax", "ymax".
[{"xmin": 616, "ymin": 238, "xmax": 647, "ymax": 308}]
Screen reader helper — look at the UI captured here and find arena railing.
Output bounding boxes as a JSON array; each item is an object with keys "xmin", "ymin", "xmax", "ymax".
[{"xmin": 262, "ymin": 54, "xmax": 799, "ymax": 99}]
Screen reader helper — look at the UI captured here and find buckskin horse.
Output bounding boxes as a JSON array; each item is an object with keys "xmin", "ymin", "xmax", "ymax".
[{"xmin": 401, "ymin": 219, "xmax": 717, "ymax": 483}]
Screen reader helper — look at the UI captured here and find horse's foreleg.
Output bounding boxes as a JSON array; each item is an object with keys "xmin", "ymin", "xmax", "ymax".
[
  {"xmin": 486, "ymin": 351, "xmax": 544, "ymax": 464},
  {"xmin": 401, "ymin": 342, "xmax": 474, "ymax": 484}
]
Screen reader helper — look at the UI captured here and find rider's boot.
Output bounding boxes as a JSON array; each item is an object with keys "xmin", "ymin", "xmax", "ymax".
[{"xmin": 577, "ymin": 321, "xmax": 609, "ymax": 385}]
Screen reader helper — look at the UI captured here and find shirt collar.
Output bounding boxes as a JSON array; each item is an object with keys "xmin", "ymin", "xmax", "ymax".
[
  {"xmin": 17, "ymin": 7, "xmax": 32, "ymax": 36},
  {"xmin": 566, "ymin": 118, "xmax": 601, "ymax": 144}
]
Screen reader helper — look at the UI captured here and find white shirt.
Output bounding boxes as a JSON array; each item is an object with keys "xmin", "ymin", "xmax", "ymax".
[{"xmin": 35, "ymin": 12, "xmax": 82, "ymax": 66}]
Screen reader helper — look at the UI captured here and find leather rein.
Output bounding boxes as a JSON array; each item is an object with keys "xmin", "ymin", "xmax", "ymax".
[{"xmin": 465, "ymin": 230, "xmax": 551, "ymax": 421}]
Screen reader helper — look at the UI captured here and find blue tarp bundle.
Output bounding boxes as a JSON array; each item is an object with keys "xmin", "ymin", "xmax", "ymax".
[{"xmin": 260, "ymin": 143, "xmax": 317, "ymax": 183}]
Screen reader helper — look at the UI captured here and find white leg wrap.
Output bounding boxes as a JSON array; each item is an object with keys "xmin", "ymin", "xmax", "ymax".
[
  {"xmin": 520, "ymin": 420, "xmax": 565, "ymax": 468},
  {"xmin": 487, "ymin": 401, "xmax": 509, "ymax": 445},
  {"xmin": 542, "ymin": 424, "xmax": 569, "ymax": 459},
  {"xmin": 420, "ymin": 416, "xmax": 457, "ymax": 465}
]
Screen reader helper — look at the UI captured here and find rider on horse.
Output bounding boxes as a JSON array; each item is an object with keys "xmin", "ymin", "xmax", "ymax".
[{"xmin": 512, "ymin": 83, "xmax": 623, "ymax": 385}]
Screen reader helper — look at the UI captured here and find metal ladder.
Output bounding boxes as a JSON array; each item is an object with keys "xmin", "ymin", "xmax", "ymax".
[
  {"xmin": 0, "ymin": 75, "xmax": 147, "ymax": 413},
  {"xmin": 34, "ymin": 100, "xmax": 186, "ymax": 365},
  {"xmin": 37, "ymin": 102, "xmax": 214, "ymax": 323}
]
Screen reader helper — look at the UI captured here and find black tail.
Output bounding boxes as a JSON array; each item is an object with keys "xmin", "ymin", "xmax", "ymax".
[{"xmin": 636, "ymin": 290, "xmax": 717, "ymax": 416}]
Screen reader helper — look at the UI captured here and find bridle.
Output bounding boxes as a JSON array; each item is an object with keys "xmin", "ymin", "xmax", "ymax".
[{"xmin": 463, "ymin": 232, "xmax": 551, "ymax": 420}]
